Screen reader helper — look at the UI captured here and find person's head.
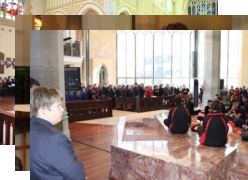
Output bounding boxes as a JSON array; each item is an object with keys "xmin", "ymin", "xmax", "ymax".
[
  {"xmin": 207, "ymin": 100, "xmax": 212, "ymax": 107},
  {"xmin": 31, "ymin": 87, "xmax": 64, "ymax": 125},
  {"xmin": 231, "ymin": 86, "xmax": 233, "ymax": 89},
  {"xmin": 242, "ymin": 96, "xmax": 247, "ymax": 103},
  {"xmin": 30, "ymin": 78, "xmax": 40, "ymax": 90},
  {"xmin": 215, "ymin": 94, "xmax": 220, "ymax": 99},
  {"xmin": 162, "ymin": 22, "xmax": 188, "ymax": 30},
  {"xmin": 15, "ymin": 156, "xmax": 23, "ymax": 171},
  {"xmin": 134, "ymin": 82, "xmax": 138, "ymax": 87},
  {"xmin": 231, "ymin": 100, "xmax": 239, "ymax": 110},
  {"xmin": 174, "ymin": 95, "xmax": 182, "ymax": 106},
  {"xmin": 187, "ymin": 96, "xmax": 193, "ymax": 103},
  {"xmin": 211, "ymin": 99, "xmax": 222, "ymax": 113},
  {"xmin": 231, "ymin": 95, "xmax": 237, "ymax": 101},
  {"xmin": 243, "ymin": 86, "xmax": 246, "ymax": 90},
  {"xmin": 217, "ymin": 96, "xmax": 223, "ymax": 102}
]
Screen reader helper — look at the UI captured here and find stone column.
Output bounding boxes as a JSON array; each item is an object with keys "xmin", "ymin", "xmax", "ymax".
[
  {"xmin": 30, "ymin": 30, "xmax": 70, "ymax": 138},
  {"xmin": 202, "ymin": 30, "xmax": 221, "ymax": 107}
]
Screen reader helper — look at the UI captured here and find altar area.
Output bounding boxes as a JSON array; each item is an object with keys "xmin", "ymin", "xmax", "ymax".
[{"xmin": 110, "ymin": 114, "xmax": 248, "ymax": 180}]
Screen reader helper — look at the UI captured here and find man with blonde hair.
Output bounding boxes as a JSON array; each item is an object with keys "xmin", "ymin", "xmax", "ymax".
[{"xmin": 30, "ymin": 87, "xmax": 85, "ymax": 180}]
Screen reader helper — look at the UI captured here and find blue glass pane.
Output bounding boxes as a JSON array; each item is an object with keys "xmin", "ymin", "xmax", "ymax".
[
  {"xmin": 188, "ymin": 6, "xmax": 191, "ymax": 15},
  {"xmin": 212, "ymin": 3, "xmax": 215, "ymax": 15},
  {"xmin": 207, "ymin": 3, "xmax": 211, "ymax": 15},
  {"xmin": 192, "ymin": 6, "xmax": 196, "ymax": 15},
  {"xmin": 202, "ymin": 4, "xmax": 205, "ymax": 15},
  {"xmin": 197, "ymin": 5, "xmax": 200, "ymax": 15}
]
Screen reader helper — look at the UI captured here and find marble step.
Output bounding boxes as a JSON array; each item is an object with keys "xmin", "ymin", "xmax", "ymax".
[{"xmin": 227, "ymin": 164, "xmax": 248, "ymax": 180}]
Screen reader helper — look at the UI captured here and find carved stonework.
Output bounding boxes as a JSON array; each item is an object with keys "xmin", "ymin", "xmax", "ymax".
[
  {"xmin": 62, "ymin": 7, "xmax": 71, "ymax": 14},
  {"xmin": 73, "ymin": 4, "xmax": 83, "ymax": 14}
]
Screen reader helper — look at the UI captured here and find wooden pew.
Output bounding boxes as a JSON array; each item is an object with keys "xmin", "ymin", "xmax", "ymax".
[
  {"xmin": 125, "ymin": 97, "xmax": 133, "ymax": 111},
  {"xmin": 135, "ymin": 96, "xmax": 175, "ymax": 112},
  {"xmin": 66, "ymin": 99, "xmax": 113, "ymax": 122},
  {"xmin": 115, "ymin": 96, "xmax": 122, "ymax": 110}
]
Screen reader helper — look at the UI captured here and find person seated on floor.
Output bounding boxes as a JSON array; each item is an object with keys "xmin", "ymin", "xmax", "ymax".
[
  {"xmin": 198, "ymin": 99, "xmax": 228, "ymax": 147},
  {"xmin": 15, "ymin": 156, "xmax": 23, "ymax": 171},
  {"xmin": 205, "ymin": 100, "xmax": 212, "ymax": 116},
  {"xmin": 226, "ymin": 99, "xmax": 247, "ymax": 128},
  {"xmin": 30, "ymin": 87, "xmax": 85, "ymax": 180},
  {"xmin": 164, "ymin": 95, "xmax": 191, "ymax": 134},
  {"xmin": 186, "ymin": 96, "xmax": 201, "ymax": 115},
  {"xmin": 240, "ymin": 95, "xmax": 247, "ymax": 107},
  {"xmin": 197, "ymin": 100, "xmax": 212, "ymax": 122},
  {"xmin": 243, "ymin": 96, "xmax": 248, "ymax": 120},
  {"xmin": 227, "ymin": 95, "xmax": 238, "ymax": 112},
  {"xmin": 216, "ymin": 96, "xmax": 226, "ymax": 114}
]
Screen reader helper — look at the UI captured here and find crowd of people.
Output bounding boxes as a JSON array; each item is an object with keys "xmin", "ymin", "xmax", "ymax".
[
  {"xmin": 0, "ymin": 76, "xmax": 15, "ymax": 95},
  {"xmin": 65, "ymin": 83, "xmax": 191, "ymax": 107},
  {"xmin": 164, "ymin": 85, "xmax": 248, "ymax": 147}
]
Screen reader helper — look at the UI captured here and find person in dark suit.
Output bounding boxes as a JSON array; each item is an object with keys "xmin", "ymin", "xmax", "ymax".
[
  {"xmin": 164, "ymin": 95, "xmax": 191, "ymax": 134},
  {"xmin": 133, "ymin": 83, "xmax": 139, "ymax": 110},
  {"xmin": 138, "ymin": 83, "xmax": 145, "ymax": 98},
  {"xmin": 30, "ymin": 87, "xmax": 85, "ymax": 180},
  {"xmin": 158, "ymin": 84, "xmax": 164, "ymax": 96}
]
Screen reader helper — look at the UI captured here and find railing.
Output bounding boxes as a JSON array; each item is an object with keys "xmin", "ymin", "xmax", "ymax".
[
  {"xmin": 135, "ymin": 96, "xmax": 175, "ymax": 112},
  {"xmin": 66, "ymin": 99, "xmax": 113, "ymax": 122},
  {"xmin": 0, "ymin": 110, "xmax": 15, "ymax": 145}
]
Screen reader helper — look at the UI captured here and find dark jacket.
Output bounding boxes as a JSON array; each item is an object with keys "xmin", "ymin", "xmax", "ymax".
[
  {"xmin": 87, "ymin": 90, "xmax": 93, "ymax": 100},
  {"xmin": 158, "ymin": 87, "xmax": 164, "ymax": 96},
  {"xmin": 133, "ymin": 86, "xmax": 139, "ymax": 97},
  {"xmin": 139, "ymin": 87, "xmax": 145, "ymax": 98},
  {"xmin": 115, "ymin": 89, "xmax": 121, "ymax": 97},
  {"xmin": 200, "ymin": 113, "xmax": 228, "ymax": 147},
  {"xmin": 165, "ymin": 105, "xmax": 191, "ymax": 134},
  {"xmin": 30, "ymin": 117, "xmax": 85, "ymax": 180},
  {"xmin": 186, "ymin": 101, "xmax": 198, "ymax": 115}
]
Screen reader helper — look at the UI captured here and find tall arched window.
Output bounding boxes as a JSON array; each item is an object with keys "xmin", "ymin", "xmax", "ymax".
[
  {"xmin": 188, "ymin": 0, "xmax": 218, "ymax": 15},
  {"xmin": 0, "ymin": 0, "xmax": 24, "ymax": 20},
  {"xmin": 117, "ymin": 31, "xmax": 195, "ymax": 89}
]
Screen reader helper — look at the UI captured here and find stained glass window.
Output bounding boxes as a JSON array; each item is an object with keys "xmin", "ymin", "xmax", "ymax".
[
  {"xmin": 0, "ymin": 0, "xmax": 24, "ymax": 20},
  {"xmin": 188, "ymin": 0, "xmax": 218, "ymax": 15},
  {"xmin": 0, "ymin": 0, "xmax": 4, "ymax": 18},
  {"xmin": 34, "ymin": 15, "xmax": 42, "ymax": 30}
]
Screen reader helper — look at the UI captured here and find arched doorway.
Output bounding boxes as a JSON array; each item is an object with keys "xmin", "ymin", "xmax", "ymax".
[
  {"xmin": 119, "ymin": 12, "xmax": 128, "ymax": 15},
  {"xmin": 84, "ymin": 9, "xmax": 99, "ymax": 15},
  {"xmin": 116, "ymin": 6, "xmax": 132, "ymax": 15},
  {"xmin": 76, "ymin": 3, "xmax": 105, "ymax": 15}
]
